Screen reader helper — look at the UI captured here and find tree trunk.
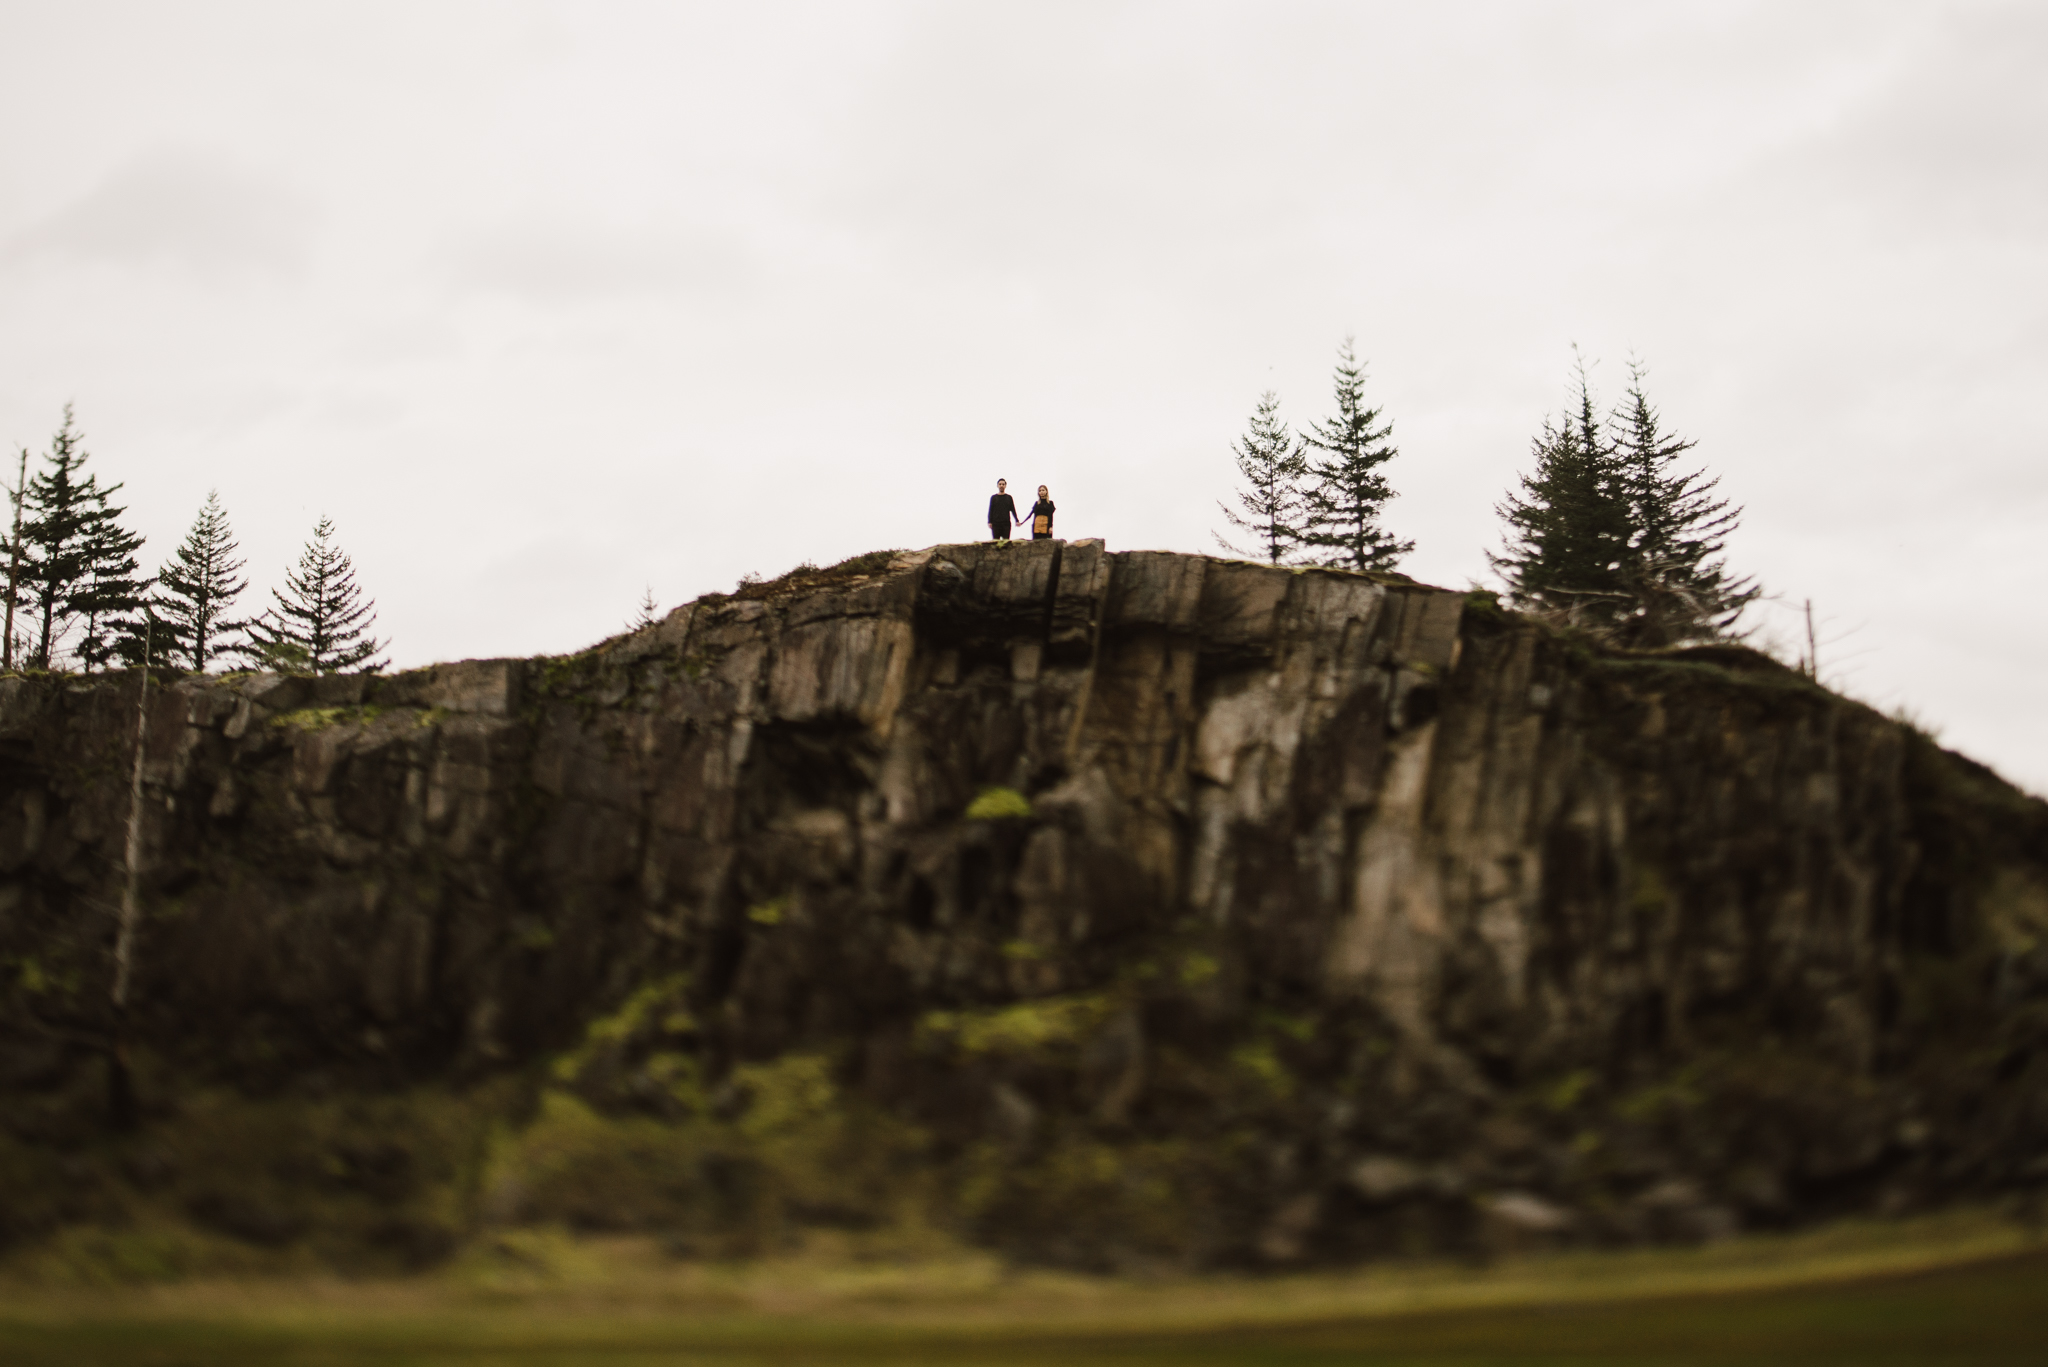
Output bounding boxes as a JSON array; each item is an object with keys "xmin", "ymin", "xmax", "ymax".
[{"xmin": 108, "ymin": 629, "xmax": 151, "ymax": 1129}]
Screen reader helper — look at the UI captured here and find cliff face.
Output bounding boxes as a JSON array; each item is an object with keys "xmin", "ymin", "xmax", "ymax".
[{"xmin": 3, "ymin": 541, "xmax": 2047, "ymax": 1270}]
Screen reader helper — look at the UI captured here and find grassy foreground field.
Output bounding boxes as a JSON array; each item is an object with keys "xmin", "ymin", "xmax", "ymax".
[{"xmin": 2, "ymin": 1208, "xmax": 2044, "ymax": 1365}]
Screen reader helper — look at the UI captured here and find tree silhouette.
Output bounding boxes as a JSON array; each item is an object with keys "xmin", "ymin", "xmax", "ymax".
[
  {"xmin": 1217, "ymin": 391, "xmax": 1309, "ymax": 564},
  {"xmin": 1493, "ymin": 353, "xmax": 1754, "ymax": 644},
  {"xmin": 1491, "ymin": 359, "xmax": 1631, "ymax": 627},
  {"xmin": 156, "ymin": 491, "xmax": 250, "ymax": 671},
  {"xmin": 14, "ymin": 405, "xmax": 147, "ymax": 670},
  {"xmin": 630, "ymin": 585, "xmax": 659, "ymax": 631},
  {"xmin": 244, "ymin": 517, "xmax": 387, "ymax": 674},
  {"xmin": 1300, "ymin": 339, "xmax": 1413, "ymax": 572},
  {"xmin": 1608, "ymin": 361, "xmax": 1757, "ymax": 645}
]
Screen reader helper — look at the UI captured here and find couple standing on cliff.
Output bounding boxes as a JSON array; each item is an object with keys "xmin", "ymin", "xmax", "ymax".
[{"xmin": 986, "ymin": 479, "xmax": 1056, "ymax": 542}]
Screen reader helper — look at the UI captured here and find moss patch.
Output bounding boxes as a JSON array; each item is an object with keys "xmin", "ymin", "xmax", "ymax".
[
  {"xmin": 965, "ymin": 787, "xmax": 1033, "ymax": 821},
  {"xmin": 918, "ymin": 993, "xmax": 1117, "ymax": 1060},
  {"xmin": 266, "ymin": 704, "xmax": 443, "ymax": 732}
]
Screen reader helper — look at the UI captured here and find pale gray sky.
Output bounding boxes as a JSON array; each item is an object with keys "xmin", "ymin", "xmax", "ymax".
[{"xmin": 2, "ymin": 1, "xmax": 2044, "ymax": 792}]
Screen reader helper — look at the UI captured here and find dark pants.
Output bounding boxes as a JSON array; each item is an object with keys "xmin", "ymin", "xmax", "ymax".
[
  {"xmin": 990, "ymin": 522, "xmax": 1010, "ymax": 541},
  {"xmin": 1032, "ymin": 531, "xmax": 1052, "ymax": 540}
]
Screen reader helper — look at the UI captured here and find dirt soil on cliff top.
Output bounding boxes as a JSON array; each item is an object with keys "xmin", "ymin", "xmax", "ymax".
[{"xmin": 2, "ymin": 1207, "xmax": 2045, "ymax": 1364}]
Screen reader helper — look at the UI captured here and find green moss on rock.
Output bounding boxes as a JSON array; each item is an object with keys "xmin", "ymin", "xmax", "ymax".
[{"xmin": 964, "ymin": 787, "xmax": 1033, "ymax": 821}]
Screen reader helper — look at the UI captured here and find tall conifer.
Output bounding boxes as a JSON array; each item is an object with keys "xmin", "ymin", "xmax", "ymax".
[
  {"xmin": 17, "ymin": 406, "xmax": 95, "ymax": 668},
  {"xmin": 1490, "ymin": 360, "xmax": 1632, "ymax": 627},
  {"xmin": 74, "ymin": 510, "xmax": 149, "ymax": 672},
  {"xmin": 1217, "ymin": 391, "xmax": 1309, "ymax": 564},
  {"xmin": 1300, "ymin": 339, "xmax": 1413, "ymax": 572},
  {"xmin": 156, "ymin": 490, "xmax": 250, "ymax": 671},
  {"xmin": 16, "ymin": 405, "xmax": 148, "ymax": 670},
  {"xmin": 1493, "ymin": 354, "xmax": 1755, "ymax": 644},
  {"xmin": 1608, "ymin": 362, "xmax": 1757, "ymax": 644},
  {"xmin": 629, "ymin": 585, "xmax": 659, "ymax": 632},
  {"xmin": 244, "ymin": 517, "xmax": 387, "ymax": 674}
]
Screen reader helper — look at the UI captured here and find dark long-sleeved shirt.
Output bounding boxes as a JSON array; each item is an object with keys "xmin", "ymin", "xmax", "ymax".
[{"xmin": 988, "ymin": 492, "xmax": 1017, "ymax": 525}]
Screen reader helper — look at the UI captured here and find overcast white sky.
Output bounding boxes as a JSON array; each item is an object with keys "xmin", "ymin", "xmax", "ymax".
[{"xmin": 1, "ymin": 1, "xmax": 2043, "ymax": 792}]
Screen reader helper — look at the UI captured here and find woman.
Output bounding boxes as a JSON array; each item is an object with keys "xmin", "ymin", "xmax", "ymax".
[{"xmin": 1029, "ymin": 485, "xmax": 1056, "ymax": 540}]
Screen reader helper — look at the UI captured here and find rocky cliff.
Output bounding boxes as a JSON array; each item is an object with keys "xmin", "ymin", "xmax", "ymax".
[{"xmin": 3, "ymin": 541, "xmax": 2046, "ymax": 1272}]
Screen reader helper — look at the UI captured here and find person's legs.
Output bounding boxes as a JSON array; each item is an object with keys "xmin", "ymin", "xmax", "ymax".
[{"xmin": 990, "ymin": 522, "xmax": 1010, "ymax": 541}]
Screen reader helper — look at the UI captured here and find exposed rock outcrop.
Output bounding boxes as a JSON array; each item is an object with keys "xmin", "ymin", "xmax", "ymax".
[{"xmin": 2, "ymin": 541, "xmax": 2045, "ymax": 1269}]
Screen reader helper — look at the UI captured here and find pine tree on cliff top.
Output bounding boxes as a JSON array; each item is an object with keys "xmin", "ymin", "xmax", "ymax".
[
  {"xmin": 1608, "ymin": 361, "xmax": 1757, "ymax": 645},
  {"xmin": 629, "ymin": 585, "xmax": 659, "ymax": 632},
  {"xmin": 13, "ymin": 407, "xmax": 94, "ymax": 668},
  {"xmin": 1217, "ymin": 390, "xmax": 1309, "ymax": 564},
  {"xmin": 1490, "ymin": 359, "xmax": 1633, "ymax": 627},
  {"xmin": 244, "ymin": 517, "xmax": 386, "ymax": 674},
  {"xmin": 1493, "ymin": 354, "xmax": 1755, "ymax": 644},
  {"xmin": 1300, "ymin": 339, "xmax": 1414, "ymax": 572},
  {"xmin": 156, "ymin": 490, "xmax": 250, "ymax": 671},
  {"xmin": 74, "ymin": 496, "xmax": 150, "ymax": 672},
  {"xmin": 14, "ymin": 405, "xmax": 148, "ymax": 670}
]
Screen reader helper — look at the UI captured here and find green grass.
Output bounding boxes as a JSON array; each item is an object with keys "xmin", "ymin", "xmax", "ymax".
[
  {"xmin": 6, "ymin": 1257, "xmax": 2047, "ymax": 1364},
  {"xmin": 3, "ymin": 1210, "xmax": 2045, "ymax": 1364}
]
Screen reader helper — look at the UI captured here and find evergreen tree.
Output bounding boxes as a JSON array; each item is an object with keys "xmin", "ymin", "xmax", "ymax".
[
  {"xmin": 156, "ymin": 490, "xmax": 250, "ymax": 671},
  {"xmin": 1489, "ymin": 360, "xmax": 1633, "ymax": 628},
  {"xmin": 629, "ymin": 585, "xmax": 659, "ymax": 632},
  {"xmin": 1493, "ymin": 355, "xmax": 1756, "ymax": 644},
  {"xmin": 75, "ymin": 515, "xmax": 150, "ymax": 672},
  {"xmin": 1607, "ymin": 362, "xmax": 1758, "ymax": 645},
  {"xmin": 15, "ymin": 405, "xmax": 148, "ymax": 670},
  {"xmin": 1217, "ymin": 390, "xmax": 1309, "ymax": 564},
  {"xmin": 73, "ymin": 473, "xmax": 151, "ymax": 673},
  {"xmin": 244, "ymin": 517, "xmax": 387, "ymax": 674},
  {"xmin": 15, "ymin": 406, "xmax": 96, "ymax": 668},
  {"xmin": 1300, "ymin": 339, "xmax": 1414, "ymax": 571}
]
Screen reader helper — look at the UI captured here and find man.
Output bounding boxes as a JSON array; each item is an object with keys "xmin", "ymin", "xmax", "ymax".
[{"xmin": 987, "ymin": 478, "xmax": 1021, "ymax": 542}]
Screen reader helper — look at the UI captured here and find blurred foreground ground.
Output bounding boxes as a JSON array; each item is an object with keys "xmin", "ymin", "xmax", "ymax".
[{"xmin": 1, "ymin": 1206, "xmax": 2043, "ymax": 1364}]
